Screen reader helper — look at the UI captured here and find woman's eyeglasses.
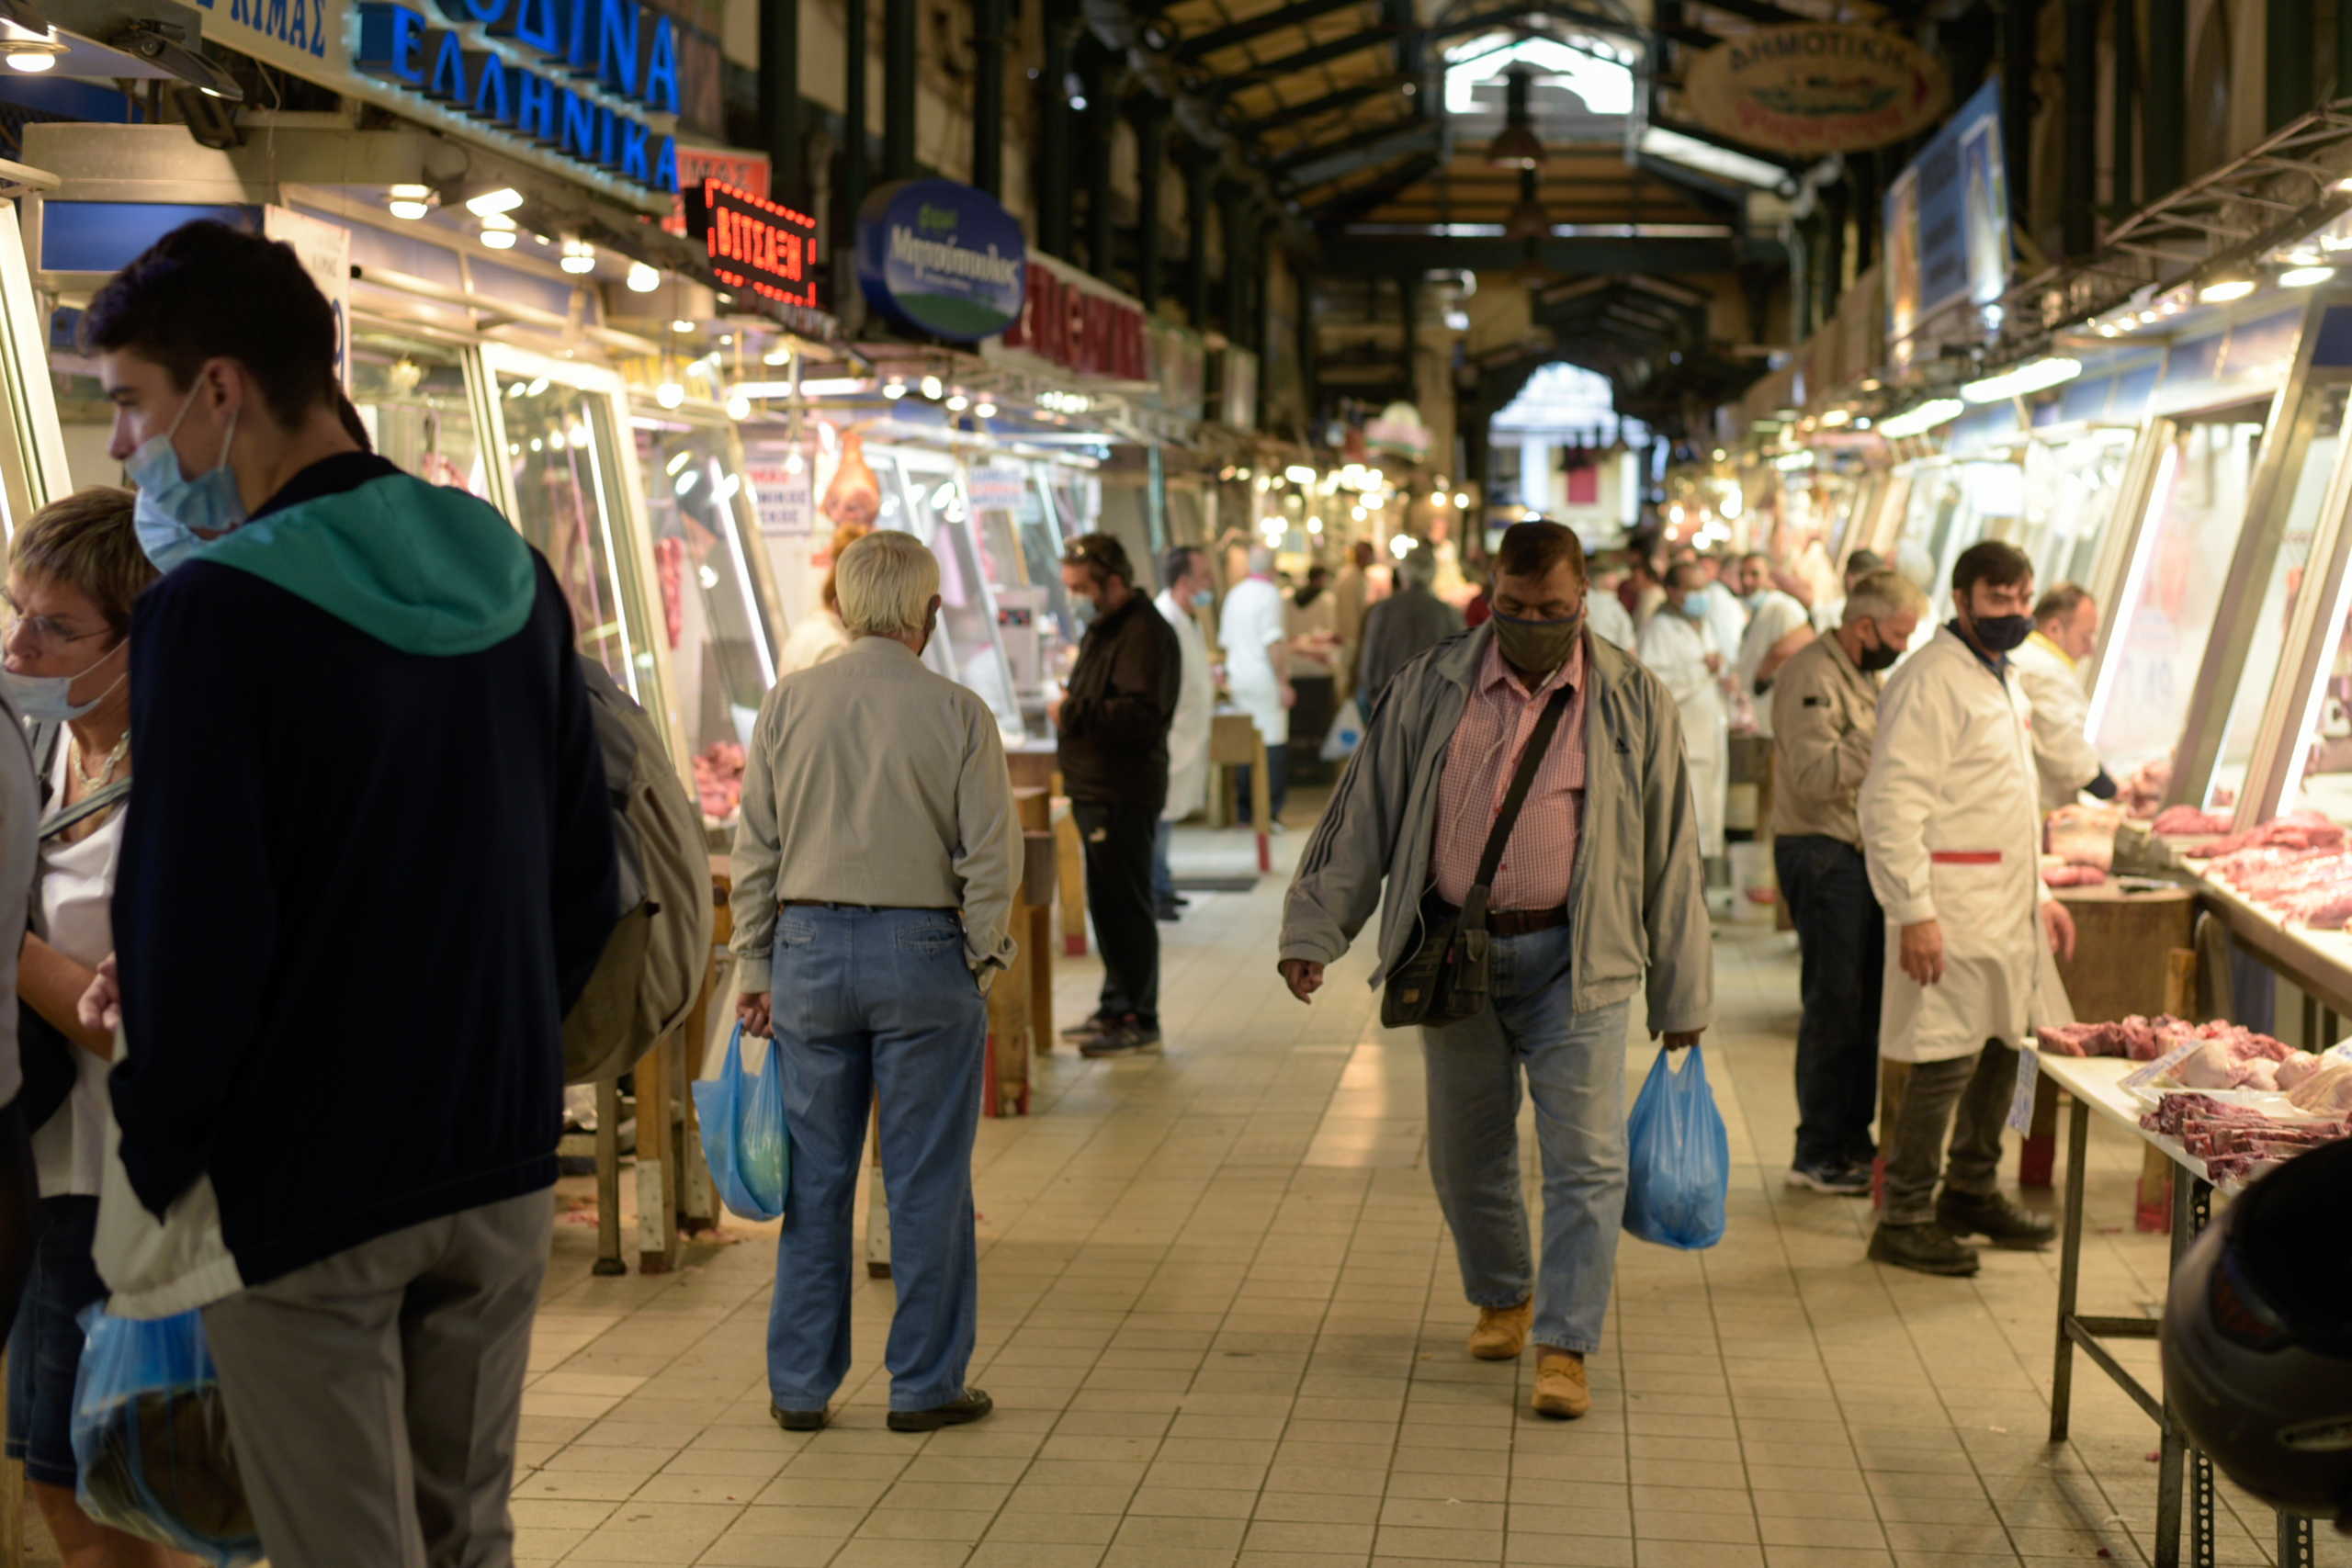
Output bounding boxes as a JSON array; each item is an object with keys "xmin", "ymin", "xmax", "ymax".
[{"xmin": 0, "ymin": 604, "xmax": 107, "ymax": 647}]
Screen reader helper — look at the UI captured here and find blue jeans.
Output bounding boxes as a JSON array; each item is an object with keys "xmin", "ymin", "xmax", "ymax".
[
  {"xmin": 1421, "ymin": 926, "xmax": 1631, "ymax": 1356},
  {"xmin": 768, "ymin": 906, "xmax": 985, "ymax": 1411}
]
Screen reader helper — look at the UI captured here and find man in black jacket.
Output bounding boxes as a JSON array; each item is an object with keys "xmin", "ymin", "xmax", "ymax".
[
  {"xmin": 1056, "ymin": 534, "xmax": 1180, "ymax": 1056},
  {"xmin": 85, "ymin": 220, "xmax": 617, "ymax": 1568}
]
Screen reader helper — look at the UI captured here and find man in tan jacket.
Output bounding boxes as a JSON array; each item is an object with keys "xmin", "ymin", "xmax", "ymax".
[{"xmin": 1770, "ymin": 571, "xmax": 1925, "ymax": 1195}]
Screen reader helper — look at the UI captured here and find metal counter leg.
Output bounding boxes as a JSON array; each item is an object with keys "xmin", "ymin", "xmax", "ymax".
[
  {"xmin": 2278, "ymin": 1511, "xmax": 2313, "ymax": 1568},
  {"xmin": 2050, "ymin": 1096, "xmax": 2090, "ymax": 1444}
]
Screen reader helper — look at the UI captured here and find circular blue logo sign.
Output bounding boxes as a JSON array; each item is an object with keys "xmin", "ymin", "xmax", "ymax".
[{"xmin": 856, "ymin": 179, "xmax": 1029, "ymax": 343}]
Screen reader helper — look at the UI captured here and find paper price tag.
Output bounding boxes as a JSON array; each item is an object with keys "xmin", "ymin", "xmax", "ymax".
[
  {"xmin": 2007, "ymin": 1046, "xmax": 2041, "ymax": 1134},
  {"xmin": 2120, "ymin": 1039, "xmax": 2202, "ymax": 1098}
]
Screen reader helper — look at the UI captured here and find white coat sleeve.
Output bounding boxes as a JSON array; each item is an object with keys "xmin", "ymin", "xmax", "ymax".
[
  {"xmin": 2016, "ymin": 661, "xmax": 2102, "ymax": 795},
  {"xmin": 1859, "ymin": 667, "xmax": 1950, "ymax": 927},
  {"xmin": 1637, "ymin": 621, "xmax": 1703, "ymax": 709}
]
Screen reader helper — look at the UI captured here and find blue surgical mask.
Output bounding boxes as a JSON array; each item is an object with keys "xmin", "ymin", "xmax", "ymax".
[
  {"xmin": 3, "ymin": 639, "xmax": 126, "ymax": 723},
  {"xmin": 1677, "ymin": 596, "xmax": 1707, "ymax": 622},
  {"xmin": 128, "ymin": 392, "xmax": 245, "ymax": 572}
]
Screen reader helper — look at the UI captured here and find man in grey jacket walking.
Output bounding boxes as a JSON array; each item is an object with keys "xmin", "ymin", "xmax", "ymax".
[{"xmin": 1279, "ymin": 521, "xmax": 1713, "ymax": 1422}]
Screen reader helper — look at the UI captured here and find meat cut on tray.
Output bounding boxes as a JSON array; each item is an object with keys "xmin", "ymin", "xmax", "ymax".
[
  {"xmin": 2137, "ymin": 1090, "xmax": 2350, "ymax": 1185},
  {"xmin": 2034, "ymin": 1015, "xmax": 2293, "ymax": 1064},
  {"xmin": 2149, "ymin": 804, "xmax": 2233, "ymax": 838},
  {"xmin": 2185, "ymin": 810, "xmax": 2346, "ymax": 859},
  {"xmin": 2042, "ymin": 863, "xmax": 2108, "ymax": 888}
]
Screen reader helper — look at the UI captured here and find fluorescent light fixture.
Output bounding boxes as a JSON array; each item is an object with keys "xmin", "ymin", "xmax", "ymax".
[
  {"xmin": 1960, "ymin": 355, "xmax": 2082, "ymax": 403},
  {"xmin": 1285, "ymin": 465, "xmax": 1317, "ymax": 485},
  {"xmin": 465, "ymin": 186, "xmax": 526, "ymax": 218},
  {"xmin": 1772, "ymin": 451, "xmax": 1815, "ymax": 470},
  {"xmin": 2199, "ymin": 278, "xmax": 2256, "ymax": 303},
  {"xmin": 559, "ymin": 239, "xmax": 595, "ymax": 274},
  {"xmin": 626, "ymin": 262, "xmax": 660, "ymax": 293},
  {"xmin": 974, "ymin": 400, "xmax": 998, "ymax": 418},
  {"xmin": 1636, "ymin": 125, "xmax": 1787, "ymax": 190},
  {"xmin": 1877, "ymin": 398, "xmax": 1966, "ymax": 438},
  {"xmin": 480, "ymin": 228, "xmax": 517, "ymax": 249},
  {"xmin": 386, "ymin": 183, "xmax": 432, "ymax": 220},
  {"xmin": 2282, "ymin": 265, "xmax": 2337, "ymax": 288}
]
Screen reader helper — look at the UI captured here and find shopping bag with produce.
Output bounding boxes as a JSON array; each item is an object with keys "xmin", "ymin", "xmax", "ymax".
[
  {"xmin": 69, "ymin": 1308, "xmax": 260, "ymax": 1567},
  {"xmin": 693, "ymin": 1022, "xmax": 789, "ymax": 1221},
  {"xmin": 1623, "ymin": 1044, "xmax": 1730, "ymax": 1249}
]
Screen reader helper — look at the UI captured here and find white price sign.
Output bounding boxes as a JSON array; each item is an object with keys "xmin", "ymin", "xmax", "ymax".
[{"xmin": 747, "ymin": 462, "xmax": 813, "ymax": 536}]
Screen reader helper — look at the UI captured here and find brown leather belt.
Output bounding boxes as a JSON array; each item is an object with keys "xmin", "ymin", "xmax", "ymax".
[
  {"xmin": 1428, "ymin": 897, "xmax": 1570, "ymax": 938},
  {"xmin": 781, "ymin": 900, "xmax": 958, "ymax": 913}
]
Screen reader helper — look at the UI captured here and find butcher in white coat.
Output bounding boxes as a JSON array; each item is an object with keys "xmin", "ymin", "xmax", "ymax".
[
  {"xmin": 1153, "ymin": 547, "xmax": 1215, "ymax": 919},
  {"xmin": 2009, "ymin": 583, "xmax": 2116, "ymax": 811},
  {"xmin": 1219, "ymin": 547, "xmax": 1293, "ymax": 826},
  {"xmin": 1859, "ymin": 540, "xmax": 2075, "ymax": 1279},
  {"xmin": 1637, "ymin": 562, "xmax": 1728, "ymax": 859},
  {"xmin": 1731, "ymin": 552, "xmax": 1815, "ymax": 739}
]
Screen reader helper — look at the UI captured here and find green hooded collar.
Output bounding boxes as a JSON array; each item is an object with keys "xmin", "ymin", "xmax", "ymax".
[{"xmin": 198, "ymin": 473, "xmax": 537, "ymax": 656}]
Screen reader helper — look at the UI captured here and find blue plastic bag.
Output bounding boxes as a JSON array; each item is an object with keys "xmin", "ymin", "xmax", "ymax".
[
  {"xmin": 1623, "ymin": 1044, "xmax": 1730, "ymax": 1249},
  {"xmin": 69, "ymin": 1308, "xmax": 262, "ymax": 1566},
  {"xmin": 694, "ymin": 1022, "xmax": 788, "ymax": 1221}
]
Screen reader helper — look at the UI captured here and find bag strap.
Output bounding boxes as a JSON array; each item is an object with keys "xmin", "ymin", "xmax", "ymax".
[
  {"xmin": 41, "ymin": 777, "xmax": 130, "ymax": 841},
  {"xmin": 1462, "ymin": 684, "xmax": 1575, "ymax": 930}
]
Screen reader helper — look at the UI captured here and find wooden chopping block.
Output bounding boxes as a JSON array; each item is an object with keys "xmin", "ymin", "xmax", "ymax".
[
  {"xmin": 2041, "ymin": 884, "xmax": 2197, "ymax": 1196},
  {"xmin": 2133, "ymin": 948, "xmax": 2199, "ymax": 1235}
]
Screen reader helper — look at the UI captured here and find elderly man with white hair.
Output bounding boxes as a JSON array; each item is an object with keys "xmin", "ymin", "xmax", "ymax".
[{"xmin": 730, "ymin": 528, "xmax": 1020, "ymax": 1435}]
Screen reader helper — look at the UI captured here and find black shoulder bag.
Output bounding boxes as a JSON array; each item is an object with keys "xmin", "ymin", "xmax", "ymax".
[{"xmin": 1381, "ymin": 683, "xmax": 1574, "ymax": 1029}]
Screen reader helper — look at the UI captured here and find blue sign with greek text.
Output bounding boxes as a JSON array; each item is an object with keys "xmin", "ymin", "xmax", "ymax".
[{"xmin": 855, "ymin": 179, "xmax": 1027, "ymax": 343}]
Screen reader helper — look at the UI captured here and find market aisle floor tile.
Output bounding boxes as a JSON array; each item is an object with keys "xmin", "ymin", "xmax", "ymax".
[{"xmin": 497, "ymin": 818, "xmax": 2346, "ymax": 1568}]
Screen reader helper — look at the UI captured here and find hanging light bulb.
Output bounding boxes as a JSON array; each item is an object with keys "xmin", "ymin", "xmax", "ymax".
[
  {"xmin": 883, "ymin": 380, "xmax": 908, "ymax": 400},
  {"xmin": 920, "ymin": 374, "xmax": 944, "ymax": 400},
  {"xmin": 945, "ymin": 391, "xmax": 970, "ymax": 412},
  {"xmin": 1487, "ymin": 67, "xmax": 1545, "ymax": 169},
  {"xmin": 974, "ymin": 399, "xmax": 998, "ymax": 418},
  {"xmin": 655, "ymin": 382, "xmax": 685, "ymax": 409},
  {"xmin": 725, "ymin": 392, "xmax": 752, "ymax": 420},
  {"xmin": 626, "ymin": 261, "xmax": 661, "ymax": 293}
]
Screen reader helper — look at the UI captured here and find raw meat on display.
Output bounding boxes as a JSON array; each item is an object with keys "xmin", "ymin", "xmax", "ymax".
[
  {"xmin": 2121, "ymin": 759, "xmax": 2175, "ymax": 819},
  {"xmin": 2187, "ymin": 811, "xmax": 2345, "ymax": 859},
  {"xmin": 2278, "ymin": 1053, "xmax": 2333, "ymax": 1092},
  {"xmin": 2048, "ymin": 803, "xmax": 2124, "ymax": 871},
  {"xmin": 2151, "ymin": 805, "xmax": 2233, "ymax": 837},
  {"xmin": 2043, "ymin": 864, "xmax": 2107, "ymax": 887},
  {"xmin": 2033, "ymin": 1015, "xmax": 2291, "ymax": 1064},
  {"xmin": 2289, "ymin": 1062, "xmax": 2352, "ymax": 1116}
]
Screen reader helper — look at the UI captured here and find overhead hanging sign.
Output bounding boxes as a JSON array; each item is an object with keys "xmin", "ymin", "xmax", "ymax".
[
  {"xmin": 264, "ymin": 206, "xmax": 352, "ymax": 389},
  {"xmin": 686, "ymin": 180, "xmax": 819, "ymax": 310},
  {"xmin": 1884, "ymin": 78, "xmax": 2009, "ymax": 367},
  {"xmin": 993, "ymin": 253, "xmax": 1149, "ymax": 382},
  {"xmin": 662, "ymin": 147, "xmax": 768, "ymax": 234},
  {"xmin": 1682, "ymin": 25, "xmax": 1947, "ymax": 154},
  {"xmin": 856, "ymin": 178, "xmax": 1027, "ymax": 342},
  {"xmin": 1365, "ymin": 401, "xmax": 1430, "ymax": 462},
  {"xmin": 353, "ymin": 0, "xmax": 684, "ymax": 196}
]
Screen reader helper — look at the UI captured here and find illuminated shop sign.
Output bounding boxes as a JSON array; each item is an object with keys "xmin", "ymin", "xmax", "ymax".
[
  {"xmin": 355, "ymin": 0, "xmax": 681, "ymax": 195},
  {"xmin": 686, "ymin": 180, "xmax": 819, "ymax": 310},
  {"xmin": 994, "ymin": 252, "xmax": 1148, "ymax": 380},
  {"xmin": 856, "ymin": 178, "xmax": 1027, "ymax": 342}
]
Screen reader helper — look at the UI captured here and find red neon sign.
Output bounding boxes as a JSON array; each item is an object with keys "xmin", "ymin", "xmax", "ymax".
[{"xmin": 685, "ymin": 179, "xmax": 820, "ymax": 310}]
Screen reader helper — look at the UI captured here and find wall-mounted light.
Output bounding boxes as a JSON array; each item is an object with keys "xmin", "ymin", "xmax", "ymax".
[
  {"xmin": 386, "ymin": 183, "xmax": 434, "ymax": 220},
  {"xmin": 558, "ymin": 238, "xmax": 595, "ymax": 274},
  {"xmin": 1, "ymin": 33, "xmax": 65, "ymax": 72},
  {"xmin": 478, "ymin": 213, "xmax": 517, "ymax": 250},
  {"xmin": 465, "ymin": 186, "xmax": 526, "ymax": 218},
  {"xmin": 974, "ymin": 399, "xmax": 998, "ymax": 418},
  {"xmin": 626, "ymin": 261, "xmax": 660, "ymax": 293},
  {"xmin": 109, "ymin": 19, "xmax": 242, "ymax": 99},
  {"xmin": 2198, "ymin": 277, "xmax": 2256, "ymax": 304}
]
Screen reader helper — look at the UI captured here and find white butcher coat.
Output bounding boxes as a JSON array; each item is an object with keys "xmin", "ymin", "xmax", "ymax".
[
  {"xmin": 1638, "ymin": 609, "xmax": 1728, "ymax": 857},
  {"xmin": 1587, "ymin": 590, "xmax": 1636, "ymax": 653},
  {"xmin": 1219, "ymin": 575, "xmax": 1290, "ymax": 747},
  {"xmin": 1155, "ymin": 588, "xmax": 1214, "ymax": 822},
  {"xmin": 1860, "ymin": 627, "xmax": 2075, "ymax": 1064},
  {"xmin": 1736, "ymin": 589, "xmax": 1813, "ymax": 739},
  {"xmin": 2010, "ymin": 631, "xmax": 2103, "ymax": 812}
]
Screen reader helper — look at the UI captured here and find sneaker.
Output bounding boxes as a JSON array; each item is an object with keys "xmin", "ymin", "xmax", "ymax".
[
  {"xmin": 1155, "ymin": 901, "xmax": 1182, "ymax": 923},
  {"xmin": 1059, "ymin": 1013, "xmax": 1116, "ymax": 1042},
  {"xmin": 1080, "ymin": 1020, "xmax": 1162, "ymax": 1058},
  {"xmin": 1466, "ymin": 1299, "xmax": 1532, "ymax": 1360},
  {"xmin": 1531, "ymin": 1348, "xmax": 1591, "ymax": 1419},
  {"xmin": 1866, "ymin": 1222, "xmax": 1981, "ymax": 1277},
  {"xmin": 1786, "ymin": 1161, "xmax": 1871, "ymax": 1196},
  {"xmin": 1937, "ymin": 1189, "xmax": 2055, "ymax": 1250},
  {"xmin": 771, "ymin": 1403, "xmax": 827, "ymax": 1432},
  {"xmin": 888, "ymin": 1389, "xmax": 993, "ymax": 1432}
]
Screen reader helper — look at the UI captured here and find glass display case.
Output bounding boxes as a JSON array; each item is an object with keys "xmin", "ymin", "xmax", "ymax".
[
  {"xmin": 2013, "ymin": 427, "xmax": 2139, "ymax": 593},
  {"xmin": 888, "ymin": 446, "xmax": 1024, "ymax": 735},
  {"xmin": 636, "ymin": 411, "xmax": 789, "ymax": 835},
  {"xmin": 350, "ymin": 331, "xmax": 488, "ymax": 499},
  {"xmin": 2085, "ymin": 405, "xmax": 2269, "ymax": 781}
]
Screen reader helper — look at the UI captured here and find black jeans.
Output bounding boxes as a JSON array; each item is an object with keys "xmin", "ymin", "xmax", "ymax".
[
  {"xmin": 1775, "ymin": 834, "xmax": 1884, "ymax": 1170},
  {"xmin": 1074, "ymin": 800, "xmax": 1160, "ymax": 1029}
]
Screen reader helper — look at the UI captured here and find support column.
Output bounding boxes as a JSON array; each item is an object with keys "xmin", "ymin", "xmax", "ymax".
[
  {"xmin": 884, "ymin": 0, "xmax": 917, "ymax": 180},
  {"xmin": 757, "ymin": 0, "xmax": 801, "ymax": 204},
  {"xmin": 1849, "ymin": 151, "xmax": 1879, "ymax": 275},
  {"xmin": 2111, "ymin": 0, "xmax": 2137, "ymax": 212},
  {"xmin": 1135, "ymin": 102, "xmax": 1167, "ymax": 309},
  {"xmin": 1295, "ymin": 270, "xmax": 1318, "ymax": 431},
  {"xmin": 2340, "ymin": 0, "xmax": 2352, "ymax": 108},
  {"xmin": 972, "ymin": 0, "xmax": 1007, "ymax": 197},
  {"xmin": 2064, "ymin": 0, "xmax": 2099, "ymax": 254},
  {"xmin": 1254, "ymin": 219, "xmax": 1272, "ymax": 429},
  {"xmin": 2147, "ymin": 0, "xmax": 2186, "ymax": 196},
  {"xmin": 1397, "ymin": 271, "xmax": 1420, "ymax": 403},
  {"xmin": 1038, "ymin": 0, "xmax": 1076, "ymax": 259},
  {"xmin": 840, "ymin": 0, "xmax": 868, "ymax": 253},
  {"xmin": 2002, "ymin": 0, "xmax": 2039, "ymax": 229},
  {"xmin": 1183, "ymin": 154, "xmax": 1213, "ymax": 327},
  {"xmin": 2268, "ymin": 0, "xmax": 2316, "ymax": 130},
  {"xmin": 1081, "ymin": 48, "xmax": 1116, "ymax": 278},
  {"xmin": 1817, "ymin": 183, "xmax": 1847, "ymax": 321},
  {"xmin": 1222, "ymin": 186, "xmax": 1251, "ymax": 349}
]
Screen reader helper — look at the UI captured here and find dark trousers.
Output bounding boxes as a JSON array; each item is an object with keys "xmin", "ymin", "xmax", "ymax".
[
  {"xmin": 1238, "ymin": 743, "xmax": 1290, "ymax": 823},
  {"xmin": 1883, "ymin": 1041, "xmax": 2015, "ymax": 1227},
  {"xmin": 1152, "ymin": 818, "xmax": 1175, "ymax": 905},
  {"xmin": 1775, "ymin": 834, "xmax": 1884, "ymax": 1170},
  {"xmin": 1074, "ymin": 800, "xmax": 1160, "ymax": 1028}
]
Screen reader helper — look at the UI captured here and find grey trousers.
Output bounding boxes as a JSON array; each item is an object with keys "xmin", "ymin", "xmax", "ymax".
[
  {"xmin": 1882, "ymin": 1042, "xmax": 2013, "ymax": 1226},
  {"xmin": 203, "ymin": 1188, "xmax": 554, "ymax": 1568}
]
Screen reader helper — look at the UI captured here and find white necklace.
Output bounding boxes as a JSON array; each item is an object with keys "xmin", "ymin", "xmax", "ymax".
[{"xmin": 72, "ymin": 731, "xmax": 129, "ymax": 792}]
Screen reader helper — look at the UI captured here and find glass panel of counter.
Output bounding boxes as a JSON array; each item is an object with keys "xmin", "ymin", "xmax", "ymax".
[
  {"xmin": 886, "ymin": 450, "xmax": 1023, "ymax": 735},
  {"xmin": 2086, "ymin": 405, "xmax": 2269, "ymax": 781},
  {"xmin": 2015, "ymin": 426, "xmax": 2138, "ymax": 593},
  {"xmin": 350, "ymin": 333, "xmax": 487, "ymax": 499},
  {"xmin": 636, "ymin": 415, "xmax": 787, "ymax": 835}
]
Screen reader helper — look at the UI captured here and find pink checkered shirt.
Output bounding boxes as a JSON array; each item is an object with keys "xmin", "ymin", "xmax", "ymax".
[{"xmin": 1431, "ymin": 637, "xmax": 1589, "ymax": 910}]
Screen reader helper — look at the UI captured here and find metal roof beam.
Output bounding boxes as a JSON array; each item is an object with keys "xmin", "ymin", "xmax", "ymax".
[
  {"xmin": 1306, "ymin": 152, "xmax": 1445, "ymax": 220},
  {"xmin": 1279, "ymin": 121, "xmax": 1445, "ymax": 187},
  {"xmin": 1243, "ymin": 77, "xmax": 1405, "ymax": 133},
  {"xmin": 1178, "ymin": 0, "xmax": 1373, "ymax": 60},
  {"xmin": 1427, "ymin": 4, "xmax": 1714, "ymax": 53},
  {"xmin": 1313, "ymin": 233, "xmax": 1747, "ymax": 271},
  {"xmin": 1212, "ymin": 27, "xmax": 1397, "ymax": 93}
]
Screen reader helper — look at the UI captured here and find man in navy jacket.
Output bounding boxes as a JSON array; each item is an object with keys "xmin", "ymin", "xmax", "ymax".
[{"xmin": 87, "ymin": 220, "xmax": 617, "ymax": 1567}]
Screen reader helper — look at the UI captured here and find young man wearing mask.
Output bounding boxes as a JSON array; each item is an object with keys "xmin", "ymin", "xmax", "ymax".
[
  {"xmin": 1056, "ymin": 534, "xmax": 1180, "ymax": 1055},
  {"xmin": 2011, "ymin": 583, "xmax": 2117, "ymax": 811},
  {"xmin": 82, "ymin": 220, "xmax": 618, "ymax": 1565},
  {"xmin": 1770, "ymin": 570, "xmax": 1928, "ymax": 1196},
  {"xmin": 1279, "ymin": 522, "xmax": 1713, "ymax": 1422},
  {"xmin": 1732, "ymin": 551, "xmax": 1815, "ymax": 737},
  {"xmin": 1151, "ymin": 547, "xmax": 1215, "ymax": 921},
  {"xmin": 1637, "ymin": 563, "xmax": 1730, "ymax": 861},
  {"xmin": 1860, "ymin": 539, "xmax": 2075, "ymax": 1277}
]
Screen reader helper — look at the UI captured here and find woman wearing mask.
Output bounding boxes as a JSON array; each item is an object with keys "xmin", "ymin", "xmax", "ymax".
[{"xmin": 0, "ymin": 488, "xmax": 172, "ymax": 1567}]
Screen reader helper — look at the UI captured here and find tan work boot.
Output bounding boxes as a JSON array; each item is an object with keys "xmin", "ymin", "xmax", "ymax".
[
  {"xmin": 1531, "ymin": 1348, "xmax": 1591, "ymax": 1419},
  {"xmin": 1466, "ymin": 1299, "xmax": 1532, "ymax": 1360}
]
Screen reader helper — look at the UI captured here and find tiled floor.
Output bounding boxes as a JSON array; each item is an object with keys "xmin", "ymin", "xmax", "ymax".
[{"xmin": 509, "ymin": 818, "xmax": 2347, "ymax": 1568}]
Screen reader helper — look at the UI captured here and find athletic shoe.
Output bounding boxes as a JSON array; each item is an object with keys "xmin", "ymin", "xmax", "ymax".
[{"xmin": 1786, "ymin": 1161, "xmax": 1871, "ymax": 1196}]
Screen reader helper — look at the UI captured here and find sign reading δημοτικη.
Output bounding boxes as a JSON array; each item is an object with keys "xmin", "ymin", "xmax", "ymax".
[{"xmin": 856, "ymin": 179, "xmax": 1028, "ymax": 343}]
